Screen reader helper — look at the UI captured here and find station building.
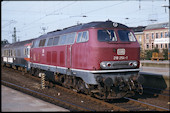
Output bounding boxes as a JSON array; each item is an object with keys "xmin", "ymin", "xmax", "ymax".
[
  {"xmin": 143, "ymin": 22, "xmax": 169, "ymax": 52},
  {"xmin": 132, "ymin": 26, "xmax": 146, "ymax": 52}
]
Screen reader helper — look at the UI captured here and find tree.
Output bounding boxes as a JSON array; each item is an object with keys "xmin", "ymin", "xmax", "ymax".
[
  {"xmin": 1, "ymin": 39, "xmax": 10, "ymax": 47},
  {"xmin": 144, "ymin": 48, "xmax": 160, "ymax": 60},
  {"xmin": 162, "ymin": 49, "xmax": 168, "ymax": 60}
]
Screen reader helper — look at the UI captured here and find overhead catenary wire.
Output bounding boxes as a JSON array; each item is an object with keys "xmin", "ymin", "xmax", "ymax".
[
  {"xmin": 24, "ymin": 1, "xmax": 128, "ymax": 32},
  {"xmin": 20, "ymin": 1, "xmax": 77, "ymax": 31},
  {"xmin": 2, "ymin": 1, "xmax": 168, "ymax": 42}
]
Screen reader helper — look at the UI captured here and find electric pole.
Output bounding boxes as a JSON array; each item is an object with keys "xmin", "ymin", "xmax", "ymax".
[
  {"xmin": 12, "ymin": 27, "xmax": 16, "ymax": 43},
  {"xmin": 162, "ymin": 0, "xmax": 170, "ymax": 39}
]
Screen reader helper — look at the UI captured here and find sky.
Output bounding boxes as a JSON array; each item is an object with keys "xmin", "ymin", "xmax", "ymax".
[{"xmin": 2, "ymin": 0, "xmax": 169, "ymax": 43}]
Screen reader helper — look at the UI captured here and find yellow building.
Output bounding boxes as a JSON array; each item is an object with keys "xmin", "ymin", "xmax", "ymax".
[
  {"xmin": 143, "ymin": 22, "xmax": 169, "ymax": 52},
  {"xmin": 132, "ymin": 26, "xmax": 146, "ymax": 59}
]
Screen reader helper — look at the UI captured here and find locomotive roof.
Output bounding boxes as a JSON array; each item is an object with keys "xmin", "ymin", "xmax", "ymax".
[{"xmin": 39, "ymin": 20, "xmax": 129, "ymax": 39}]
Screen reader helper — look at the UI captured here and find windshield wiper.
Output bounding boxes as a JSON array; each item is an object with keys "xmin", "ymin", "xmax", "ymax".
[{"xmin": 106, "ymin": 30, "xmax": 112, "ymax": 40}]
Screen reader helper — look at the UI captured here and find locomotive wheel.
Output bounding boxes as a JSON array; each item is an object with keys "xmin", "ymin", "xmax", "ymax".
[
  {"xmin": 34, "ymin": 69, "xmax": 40, "ymax": 77},
  {"xmin": 62, "ymin": 75, "xmax": 70, "ymax": 88},
  {"xmin": 75, "ymin": 79, "xmax": 86, "ymax": 93}
]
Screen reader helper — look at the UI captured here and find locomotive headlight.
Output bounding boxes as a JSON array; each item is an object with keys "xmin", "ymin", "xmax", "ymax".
[
  {"xmin": 100, "ymin": 62, "xmax": 112, "ymax": 69},
  {"xmin": 106, "ymin": 62, "xmax": 111, "ymax": 67},
  {"xmin": 129, "ymin": 61, "xmax": 138, "ymax": 67},
  {"xmin": 132, "ymin": 61, "xmax": 138, "ymax": 67},
  {"xmin": 100, "ymin": 62, "xmax": 106, "ymax": 68}
]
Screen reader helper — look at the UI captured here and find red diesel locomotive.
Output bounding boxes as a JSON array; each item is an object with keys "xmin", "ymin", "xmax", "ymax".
[{"xmin": 30, "ymin": 20, "xmax": 142, "ymax": 99}]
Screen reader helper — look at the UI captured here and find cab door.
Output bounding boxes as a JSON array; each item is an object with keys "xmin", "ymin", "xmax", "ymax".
[
  {"xmin": 66, "ymin": 45, "xmax": 72, "ymax": 68},
  {"xmin": 65, "ymin": 33, "xmax": 76, "ymax": 69}
]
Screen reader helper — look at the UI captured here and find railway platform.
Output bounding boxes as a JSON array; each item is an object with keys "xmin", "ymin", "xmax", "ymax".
[
  {"xmin": 140, "ymin": 60, "xmax": 169, "ymax": 76},
  {"xmin": 1, "ymin": 85, "xmax": 69, "ymax": 112},
  {"xmin": 139, "ymin": 60, "xmax": 169, "ymax": 89}
]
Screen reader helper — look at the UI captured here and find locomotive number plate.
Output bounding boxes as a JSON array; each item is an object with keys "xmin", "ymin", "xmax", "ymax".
[{"xmin": 117, "ymin": 48, "xmax": 125, "ymax": 55}]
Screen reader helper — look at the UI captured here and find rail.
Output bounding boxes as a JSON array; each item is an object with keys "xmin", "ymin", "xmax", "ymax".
[{"xmin": 124, "ymin": 97, "xmax": 169, "ymax": 111}]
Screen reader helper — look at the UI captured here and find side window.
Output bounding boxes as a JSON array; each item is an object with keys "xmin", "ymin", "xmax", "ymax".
[
  {"xmin": 7, "ymin": 50, "xmax": 9, "ymax": 56},
  {"xmin": 76, "ymin": 32, "xmax": 82, "ymax": 43},
  {"xmin": 13, "ymin": 50, "xmax": 16, "ymax": 57},
  {"xmin": 82, "ymin": 31, "xmax": 88, "ymax": 42},
  {"xmin": 24, "ymin": 48, "xmax": 27, "ymax": 55},
  {"xmin": 39, "ymin": 39, "xmax": 46, "ymax": 47},
  {"xmin": 58, "ymin": 35, "xmax": 67, "ymax": 45},
  {"xmin": 10, "ymin": 49, "xmax": 13, "ymax": 56},
  {"xmin": 76, "ymin": 31, "xmax": 89, "ymax": 43},
  {"xmin": 4, "ymin": 50, "xmax": 6, "ymax": 56},
  {"xmin": 66, "ymin": 33, "xmax": 76, "ymax": 44},
  {"xmin": 47, "ymin": 38, "xmax": 53, "ymax": 46},
  {"xmin": 39, "ymin": 40, "xmax": 42, "ymax": 47},
  {"xmin": 32, "ymin": 40, "xmax": 39, "ymax": 48},
  {"xmin": 3, "ymin": 50, "xmax": 5, "ymax": 56},
  {"xmin": 27, "ymin": 48, "xmax": 30, "ymax": 56},
  {"xmin": 53, "ymin": 36, "xmax": 59, "ymax": 45},
  {"xmin": 9, "ymin": 50, "xmax": 11, "ymax": 56},
  {"xmin": 17, "ymin": 49, "xmax": 21, "ymax": 57},
  {"xmin": 128, "ymin": 32, "xmax": 136, "ymax": 42}
]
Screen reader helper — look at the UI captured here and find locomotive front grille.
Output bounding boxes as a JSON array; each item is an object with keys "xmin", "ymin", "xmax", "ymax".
[{"xmin": 100, "ymin": 61, "xmax": 138, "ymax": 70}]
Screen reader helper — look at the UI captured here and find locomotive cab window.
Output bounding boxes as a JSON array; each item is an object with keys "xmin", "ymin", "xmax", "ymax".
[
  {"xmin": 98, "ymin": 30, "xmax": 117, "ymax": 42},
  {"xmin": 118, "ymin": 30, "xmax": 136, "ymax": 42}
]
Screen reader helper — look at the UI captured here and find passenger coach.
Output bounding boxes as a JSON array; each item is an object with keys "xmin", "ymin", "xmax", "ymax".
[{"xmin": 1, "ymin": 39, "xmax": 35, "ymax": 72}]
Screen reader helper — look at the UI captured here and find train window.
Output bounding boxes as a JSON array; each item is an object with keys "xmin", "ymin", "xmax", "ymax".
[
  {"xmin": 10, "ymin": 49, "xmax": 13, "ymax": 56},
  {"xmin": 7, "ymin": 50, "xmax": 9, "ymax": 56},
  {"xmin": 76, "ymin": 32, "xmax": 82, "ymax": 43},
  {"xmin": 66, "ymin": 33, "xmax": 76, "ymax": 44},
  {"xmin": 6, "ymin": 50, "xmax": 7, "ymax": 56},
  {"xmin": 53, "ymin": 36, "xmax": 59, "ymax": 45},
  {"xmin": 27, "ymin": 48, "xmax": 30, "ymax": 56},
  {"xmin": 76, "ymin": 31, "xmax": 89, "ymax": 43},
  {"xmin": 24, "ymin": 48, "xmax": 26, "ymax": 55},
  {"xmin": 39, "ymin": 39, "xmax": 46, "ymax": 47},
  {"xmin": 128, "ymin": 32, "xmax": 136, "ymax": 41},
  {"xmin": 24, "ymin": 48, "xmax": 29, "ymax": 56},
  {"xmin": 5, "ymin": 50, "xmax": 8, "ymax": 56},
  {"xmin": 82, "ymin": 31, "xmax": 88, "ymax": 42},
  {"xmin": 47, "ymin": 38, "xmax": 53, "ymax": 46},
  {"xmin": 118, "ymin": 30, "xmax": 136, "ymax": 42},
  {"xmin": 4, "ymin": 50, "xmax": 6, "ymax": 56},
  {"xmin": 14, "ymin": 50, "xmax": 16, "ymax": 56},
  {"xmin": 98, "ymin": 30, "xmax": 117, "ymax": 42},
  {"xmin": 2, "ymin": 50, "xmax": 4, "ymax": 56},
  {"xmin": 32, "ymin": 40, "xmax": 39, "ymax": 48},
  {"xmin": 17, "ymin": 49, "xmax": 21, "ymax": 57},
  {"xmin": 58, "ymin": 35, "xmax": 67, "ymax": 45}
]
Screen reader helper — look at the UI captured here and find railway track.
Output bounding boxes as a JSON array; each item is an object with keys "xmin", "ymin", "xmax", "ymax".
[
  {"xmin": 1, "ymin": 66, "xmax": 169, "ymax": 111},
  {"xmin": 1, "ymin": 80, "xmax": 94, "ymax": 111}
]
